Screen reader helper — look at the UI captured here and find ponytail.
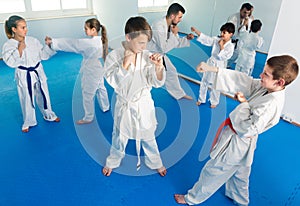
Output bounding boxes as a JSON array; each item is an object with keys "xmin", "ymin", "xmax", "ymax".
[{"xmin": 101, "ymin": 24, "xmax": 108, "ymax": 61}]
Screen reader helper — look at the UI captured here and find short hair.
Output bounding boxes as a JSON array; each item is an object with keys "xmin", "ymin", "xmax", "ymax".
[
  {"xmin": 220, "ymin": 22, "xmax": 235, "ymax": 34},
  {"xmin": 267, "ymin": 55, "xmax": 299, "ymax": 86},
  {"xmin": 250, "ymin": 19, "xmax": 262, "ymax": 33},
  {"xmin": 166, "ymin": 3, "xmax": 185, "ymax": 17},
  {"xmin": 124, "ymin": 16, "xmax": 152, "ymax": 41},
  {"xmin": 241, "ymin": 3, "xmax": 253, "ymax": 11}
]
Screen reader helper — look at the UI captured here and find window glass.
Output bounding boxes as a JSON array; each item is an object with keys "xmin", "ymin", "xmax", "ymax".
[
  {"xmin": 31, "ymin": 0, "xmax": 60, "ymax": 11},
  {"xmin": 61, "ymin": 0, "xmax": 87, "ymax": 9},
  {"xmin": 0, "ymin": 0, "xmax": 25, "ymax": 13}
]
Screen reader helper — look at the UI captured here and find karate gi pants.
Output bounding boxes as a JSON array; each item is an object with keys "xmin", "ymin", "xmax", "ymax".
[
  {"xmin": 164, "ymin": 56, "xmax": 186, "ymax": 100},
  {"xmin": 105, "ymin": 129, "xmax": 163, "ymax": 170},
  {"xmin": 184, "ymin": 158, "xmax": 250, "ymax": 206},
  {"xmin": 81, "ymin": 74, "xmax": 109, "ymax": 122}
]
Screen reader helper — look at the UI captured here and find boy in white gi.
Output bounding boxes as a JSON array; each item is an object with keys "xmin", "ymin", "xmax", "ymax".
[
  {"xmin": 227, "ymin": 3, "xmax": 254, "ymax": 69},
  {"xmin": 2, "ymin": 15, "xmax": 60, "ymax": 132},
  {"xmin": 174, "ymin": 55, "xmax": 298, "ymax": 205},
  {"xmin": 102, "ymin": 16, "xmax": 167, "ymax": 177},
  {"xmin": 235, "ymin": 19, "xmax": 264, "ymax": 76},
  {"xmin": 191, "ymin": 23, "xmax": 235, "ymax": 108},
  {"xmin": 45, "ymin": 18, "xmax": 110, "ymax": 124},
  {"xmin": 147, "ymin": 3, "xmax": 194, "ymax": 100}
]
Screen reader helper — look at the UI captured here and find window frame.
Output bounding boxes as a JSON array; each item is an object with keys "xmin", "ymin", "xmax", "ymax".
[
  {"xmin": 138, "ymin": 0, "xmax": 170, "ymax": 13},
  {"xmin": 0, "ymin": 0, "xmax": 93, "ymax": 22}
]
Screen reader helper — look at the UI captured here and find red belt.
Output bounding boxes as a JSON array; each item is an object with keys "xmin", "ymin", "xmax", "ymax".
[{"xmin": 210, "ymin": 118, "xmax": 236, "ymax": 152}]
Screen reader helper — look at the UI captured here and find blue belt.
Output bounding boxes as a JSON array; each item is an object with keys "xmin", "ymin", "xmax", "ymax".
[{"xmin": 18, "ymin": 62, "xmax": 48, "ymax": 109}]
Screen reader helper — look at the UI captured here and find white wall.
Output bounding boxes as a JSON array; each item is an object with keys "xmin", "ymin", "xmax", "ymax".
[
  {"xmin": 92, "ymin": 0, "xmax": 138, "ymax": 49},
  {"xmin": 268, "ymin": 0, "xmax": 300, "ymax": 124}
]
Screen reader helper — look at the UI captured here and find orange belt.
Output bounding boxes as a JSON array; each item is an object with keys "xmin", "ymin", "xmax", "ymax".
[{"xmin": 210, "ymin": 118, "xmax": 236, "ymax": 152}]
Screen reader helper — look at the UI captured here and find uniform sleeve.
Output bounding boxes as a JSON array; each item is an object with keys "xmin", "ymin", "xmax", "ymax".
[
  {"xmin": 214, "ymin": 67, "xmax": 259, "ymax": 97},
  {"xmin": 230, "ymin": 98, "xmax": 279, "ymax": 138},
  {"xmin": 52, "ymin": 38, "xmax": 90, "ymax": 54},
  {"xmin": 217, "ymin": 42, "xmax": 234, "ymax": 61},
  {"xmin": 151, "ymin": 21, "xmax": 190, "ymax": 53},
  {"xmin": 2, "ymin": 40, "xmax": 24, "ymax": 68},
  {"xmin": 104, "ymin": 50, "xmax": 130, "ymax": 90},
  {"xmin": 196, "ymin": 33, "xmax": 214, "ymax": 46},
  {"xmin": 146, "ymin": 63, "xmax": 166, "ymax": 88}
]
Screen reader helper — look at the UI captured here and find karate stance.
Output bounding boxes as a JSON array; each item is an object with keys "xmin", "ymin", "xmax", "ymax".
[
  {"xmin": 102, "ymin": 16, "xmax": 167, "ymax": 177},
  {"xmin": 46, "ymin": 18, "xmax": 110, "ymax": 124},
  {"xmin": 191, "ymin": 23, "xmax": 235, "ymax": 108},
  {"xmin": 235, "ymin": 19, "xmax": 264, "ymax": 76},
  {"xmin": 2, "ymin": 15, "xmax": 60, "ymax": 132},
  {"xmin": 174, "ymin": 55, "xmax": 298, "ymax": 206},
  {"xmin": 147, "ymin": 3, "xmax": 194, "ymax": 100}
]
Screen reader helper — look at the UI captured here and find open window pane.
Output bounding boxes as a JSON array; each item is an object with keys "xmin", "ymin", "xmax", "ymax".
[
  {"xmin": 0, "ymin": 0, "xmax": 25, "ymax": 13},
  {"xmin": 31, "ymin": 0, "xmax": 61, "ymax": 11}
]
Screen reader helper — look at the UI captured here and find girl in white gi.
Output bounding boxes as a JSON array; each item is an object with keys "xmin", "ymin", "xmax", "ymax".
[
  {"xmin": 191, "ymin": 23, "xmax": 235, "ymax": 108},
  {"xmin": 235, "ymin": 20, "xmax": 264, "ymax": 76},
  {"xmin": 45, "ymin": 18, "xmax": 110, "ymax": 124},
  {"xmin": 2, "ymin": 15, "xmax": 59, "ymax": 133},
  {"xmin": 147, "ymin": 3, "xmax": 194, "ymax": 100},
  {"xmin": 102, "ymin": 16, "xmax": 167, "ymax": 177},
  {"xmin": 174, "ymin": 55, "xmax": 298, "ymax": 206}
]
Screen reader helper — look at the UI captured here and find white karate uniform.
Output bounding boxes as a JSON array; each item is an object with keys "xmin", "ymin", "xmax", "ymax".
[
  {"xmin": 147, "ymin": 17, "xmax": 190, "ymax": 99},
  {"xmin": 51, "ymin": 36, "xmax": 110, "ymax": 121},
  {"xmin": 104, "ymin": 47, "xmax": 166, "ymax": 170},
  {"xmin": 235, "ymin": 32, "xmax": 264, "ymax": 76},
  {"xmin": 2, "ymin": 36, "xmax": 58, "ymax": 130},
  {"xmin": 227, "ymin": 13, "xmax": 253, "ymax": 68},
  {"xmin": 196, "ymin": 33, "xmax": 234, "ymax": 105},
  {"xmin": 184, "ymin": 68, "xmax": 285, "ymax": 206}
]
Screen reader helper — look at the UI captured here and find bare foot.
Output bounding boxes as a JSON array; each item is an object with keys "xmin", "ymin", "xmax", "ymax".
[
  {"xmin": 210, "ymin": 104, "xmax": 217, "ymax": 108},
  {"xmin": 196, "ymin": 101, "xmax": 201, "ymax": 106},
  {"xmin": 174, "ymin": 194, "xmax": 187, "ymax": 204},
  {"xmin": 102, "ymin": 167, "xmax": 112, "ymax": 176},
  {"xmin": 182, "ymin": 95, "xmax": 193, "ymax": 100},
  {"xmin": 76, "ymin": 119, "xmax": 92, "ymax": 125},
  {"xmin": 157, "ymin": 166, "xmax": 167, "ymax": 177},
  {"xmin": 54, "ymin": 117, "xmax": 60, "ymax": 122},
  {"xmin": 22, "ymin": 127, "xmax": 29, "ymax": 133}
]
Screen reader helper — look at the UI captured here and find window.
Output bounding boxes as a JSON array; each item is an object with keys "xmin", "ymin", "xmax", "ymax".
[
  {"xmin": 0, "ymin": 0, "xmax": 25, "ymax": 13},
  {"xmin": 0, "ymin": 0, "xmax": 92, "ymax": 21},
  {"xmin": 138, "ymin": 0, "xmax": 170, "ymax": 13}
]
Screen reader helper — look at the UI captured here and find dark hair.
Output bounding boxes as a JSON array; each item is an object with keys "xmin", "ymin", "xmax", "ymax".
[
  {"xmin": 4, "ymin": 15, "xmax": 25, "ymax": 39},
  {"xmin": 85, "ymin": 18, "xmax": 108, "ymax": 60},
  {"xmin": 241, "ymin": 3, "xmax": 253, "ymax": 11},
  {"xmin": 220, "ymin": 22, "xmax": 235, "ymax": 34},
  {"xmin": 267, "ymin": 55, "xmax": 299, "ymax": 86},
  {"xmin": 250, "ymin": 19, "xmax": 262, "ymax": 33},
  {"xmin": 124, "ymin": 16, "xmax": 152, "ymax": 41},
  {"xmin": 167, "ymin": 3, "xmax": 185, "ymax": 17}
]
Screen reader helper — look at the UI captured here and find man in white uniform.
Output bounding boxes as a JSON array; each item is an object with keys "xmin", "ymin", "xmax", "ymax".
[
  {"xmin": 147, "ymin": 3, "xmax": 194, "ymax": 100},
  {"xmin": 174, "ymin": 55, "xmax": 298, "ymax": 206},
  {"xmin": 227, "ymin": 3, "xmax": 254, "ymax": 69}
]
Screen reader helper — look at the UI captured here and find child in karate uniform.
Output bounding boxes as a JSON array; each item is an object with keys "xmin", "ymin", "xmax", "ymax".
[
  {"xmin": 45, "ymin": 18, "xmax": 110, "ymax": 124},
  {"xmin": 174, "ymin": 55, "xmax": 298, "ymax": 205},
  {"xmin": 2, "ymin": 15, "xmax": 59, "ymax": 132},
  {"xmin": 102, "ymin": 16, "xmax": 167, "ymax": 177},
  {"xmin": 191, "ymin": 23, "xmax": 235, "ymax": 108},
  {"xmin": 235, "ymin": 19, "xmax": 264, "ymax": 76}
]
